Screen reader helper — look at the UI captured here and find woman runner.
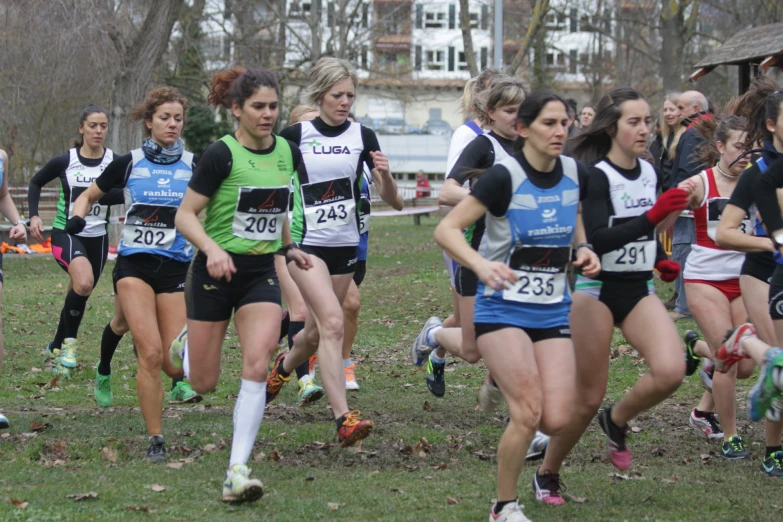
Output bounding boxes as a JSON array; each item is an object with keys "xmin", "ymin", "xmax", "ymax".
[
  {"xmin": 28, "ymin": 106, "xmax": 124, "ymax": 376},
  {"xmin": 677, "ymin": 115, "xmax": 756, "ymax": 457},
  {"xmin": 265, "ymin": 57, "xmax": 386, "ymax": 446},
  {"xmin": 0, "ymin": 148, "xmax": 28, "ymax": 429},
  {"xmin": 534, "ymin": 88, "xmax": 689, "ymax": 505},
  {"xmin": 68, "ymin": 87, "xmax": 197, "ymax": 461},
  {"xmin": 169, "ymin": 68, "xmax": 312, "ymax": 501},
  {"xmin": 435, "ymin": 90, "xmax": 599, "ymax": 522}
]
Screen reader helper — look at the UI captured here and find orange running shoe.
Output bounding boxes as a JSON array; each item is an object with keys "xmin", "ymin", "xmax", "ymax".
[
  {"xmin": 337, "ymin": 410, "xmax": 373, "ymax": 447},
  {"xmin": 266, "ymin": 352, "xmax": 291, "ymax": 403},
  {"xmin": 308, "ymin": 355, "xmax": 317, "ymax": 379},
  {"xmin": 345, "ymin": 364, "xmax": 359, "ymax": 390}
]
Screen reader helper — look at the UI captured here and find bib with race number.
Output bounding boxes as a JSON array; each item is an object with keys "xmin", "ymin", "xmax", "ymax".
[
  {"xmin": 706, "ymin": 198, "xmax": 751, "ymax": 240},
  {"xmin": 601, "ymin": 216, "xmax": 655, "ymax": 272},
  {"xmin": 502, "ymin": 246, "xmax": 570, "ymax": 305},
  {"xmin": 359, "ymin": 196, "xmax": 371, "ymax": 235},
  {"xmin": 301, "ymin": 178, "xmax": 355, "ymax": 231},
  {"xmin": 122, "ymin": 204, "xmax": 177, "ymax": 250},
  {"xmin": 232, "ymin": 185, "xmax": 289, "ymax": 241},
  {"xmin": 69, "ymin": 186, "xmax": 108, "ymax": 222}
]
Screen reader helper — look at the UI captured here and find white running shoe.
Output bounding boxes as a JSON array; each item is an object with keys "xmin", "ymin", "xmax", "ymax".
[
  {"xmin": 223, "ymin": 464, "xmax": 264, "ymax": 503},
  {"xmin": 526, "ymin": 431, "xmax": 549, "ymax": 460},
  {"xmin": 699, "ymin": 359, "xmax": 714, "ymax": 392},
  {"xmin": 411, "ymin": 316, "xmax": 441, "ymax": 366},
  {"xmin": 345, "ymin": 364, "xmax": 359, "ymax": 390},
  {"xmin": 0, "ymin": 412, "xmax": 8, "ymax": 429},
  {"xmin": 489, "ymin": 501, "xmax": 531, "ymax": 522},
  {"xmin": 478, "ymin": 374, "xmax": 503, "ymax": 413}
]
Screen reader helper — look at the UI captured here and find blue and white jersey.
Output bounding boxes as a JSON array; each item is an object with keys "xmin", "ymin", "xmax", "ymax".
[
  {"xmin": 0, "ymin": 153, "xmax": 4, "ymax": 188},
  {"xmin": 118, "ymin": 148, "xmax": 194, "ymax": 262},
  {"xmin": 357, "ymin": 167, "xmax": 372, "ymax": 261},
  {"xmin": 474, "ymin": 155, "xmax": 581, "ymax": 329}
]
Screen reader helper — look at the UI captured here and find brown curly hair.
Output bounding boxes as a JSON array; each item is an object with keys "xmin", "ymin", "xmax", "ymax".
[{"xmin": 129, "ymin": 86, "xmax": 189, "ymax": 137}]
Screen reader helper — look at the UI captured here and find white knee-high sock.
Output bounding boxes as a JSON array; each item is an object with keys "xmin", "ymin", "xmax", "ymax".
[
  {"xmin": 229, "ymin": 379, "xmax": 266, "ymax": 467},
  {"xmin": 183, "ymin": 338, "xmax": 190, "ymax": 379}
]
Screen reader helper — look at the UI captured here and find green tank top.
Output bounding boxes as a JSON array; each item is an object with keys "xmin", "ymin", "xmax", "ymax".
[{"xmin": 204, "ymin": 135, "xmax": 294, "ymax": 255}]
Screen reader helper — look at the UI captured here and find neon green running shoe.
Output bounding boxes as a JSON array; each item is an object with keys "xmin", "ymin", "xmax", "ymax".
[
  {"xmin": 748, "ymin": 347, "xmax": 783, "ymax": 421},
  {"xmin": 169, "ymin": 326, "xmax": 187, "ymax": 369},
  {"xmin": 59, "ymin": 338, "xmax": 78, "ymax": 369},
  {"xmin": 170, "ymin": 381, "xmax": 202, "ymax": 404},
  {"xmin": 223, "ymin": 464, "xmax": 263, "ymax": 502},
  {"xmin": 297, "ymin": 377, "xmax": 324, "ymax": 407},
  {"xmin": 51, "ymin": 348, "xmax": 70, "ymax": 378},
  {"xmin": 94, "ymin": 368, "xmax": 112, "ymax": 407}
]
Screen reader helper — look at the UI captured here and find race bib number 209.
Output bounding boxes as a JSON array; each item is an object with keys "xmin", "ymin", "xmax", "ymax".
[{"xmin": 232, "ymin": 186, "xmax": 289, "ymax": 241}]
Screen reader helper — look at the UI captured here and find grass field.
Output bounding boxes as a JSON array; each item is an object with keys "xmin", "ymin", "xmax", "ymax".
[{"xmin": 0, "ymin": 216, "xmax": 778, "ymax": 521}]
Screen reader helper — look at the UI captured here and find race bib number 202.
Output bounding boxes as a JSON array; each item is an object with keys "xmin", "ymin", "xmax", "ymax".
[{"xmin": 122, "ymin": 204, "xmax": 177, "ymax": 250}]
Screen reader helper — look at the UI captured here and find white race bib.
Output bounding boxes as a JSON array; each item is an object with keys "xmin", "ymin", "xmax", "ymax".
[
  {"xmin": 707, "ymin": 198, "xmax": 751, "ymax": 240},
  {"xmin": 69, "ymin": 186, "xmax": 108, "ymax": 229},
  {"xmin": 122, "ymin": 204, "xmax": 177, "ymax": 250},
  {"xmin": 602, "ymin": 216, "xmax": 655, "ymax": 272},
  {"xmin": 502, "ymin": 246, "xmax": 570, "ymax": 305},
  {"xmin": 358, "ymin": 196, "xmax": 371, "ymax": 235},
  {"xmin": 301, "ymin": 178, "xmax": 356, "ymax": 231},
  {"xmin": 232, "ymin": 186, "xmax": 289, "ymax": 241}
]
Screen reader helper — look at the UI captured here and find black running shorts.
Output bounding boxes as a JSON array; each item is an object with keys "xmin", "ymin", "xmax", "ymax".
[
  {"xmin": 293, "ymin": 245, "xmax": 358, "ymax": 275},
  {"xmin": 352, "ymin": 260, "xmax": 367, "ymax": 286},
  {"xmin": 474, "ymin": 322, "xmax": 571, "ymax": 342},
  {"xmin": 51, "ymin": 228, "xmax": 109, "ymax": 285},
  {"xmin": 186, "ymin": 251, "xmax": 281, "ymax": 322},
  {"xmin": 113, "ymin": 253, "xmax": 189, "ymax": 294},
  {"xmin": 741, "ymin": 252, "xmax": 775, "ymax": 284},
  {"xmin": 455, "ymin": 264, "xmax": 478, "ymax": 297},
  {"xmin": 768, "ymin": 264, "xmax": 783, "ymax": 320}
]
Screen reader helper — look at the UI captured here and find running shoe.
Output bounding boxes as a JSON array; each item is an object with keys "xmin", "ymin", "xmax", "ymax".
[
  {"xmin": 297, "ymin": 378, "xmax": 325, "ymax": 406},
  {"xmin": 478, "ymin": 374, "xmax": 503, "ymax": 412},
  {"xmin": 169, "ymin": 326, "xmax": 187, "ymax": 369},
  {"xmin": 0, "ymin": 412, "xmax": 8, "ymax": 430},
  {"xmin": 598, "ymin": 407, "xmax": 631, "ymax": 470},
  {"xmin": 748, "ymin": 347, "xmax": 783, "ymax": 421},
  {"xmin": 761, "ymin": 451, "xmax": 783, "ymax": 477},
  {"xmin": 411, "ymin": 316, "xmax": 441, "ymax": 366},
  {"xmin": 489, "ymin": 501, "xmax": 531, "ymax": 522},
  {"xmin": 337, "ymin": 410, "xmax": 373, "ymax": 447},
  {"xmin": 345, "ymin": 364, "xmax": 359, "ymax": 390},
  {"xmin": 94, "ymin": 368, "xmax": 112, "ymax": 408},
  {"xmin": 683, "ymin": 330, "xmax": 701, "ymax": 376},
  {"xmin": 266, "ymin": 352, "xmax": 291, "ymax": 403},
  {"xmin": 699, "ymin": 359, "xmax": 714, "ymax": 392},
  {"xmin": 425, "ymin": 355, "xmax": 445, "ymax": 397},
  {"xmin": 59, "ymin": 338, "xmax": 78, "ymax": 369},
  {"xmin": 526, "ymin": 431, "xmax": 549, "ymax": 461},
  {"xmin": 145, "ymin": 435, "xmax": 166, "ymax": 462},
  {"xmin": 715, "ymin": 323, "xmax": 755, "ymax": 372},
  {"xmin": 308, "ymin": 355, "xmax": 317, "ymax": 379},
  {"xmin": 50, "ymin": 348, "xmax": 70, "ymax": 378},
  {"xmin": 170, "ymin": 381, "xmax": 202, "ymax": 404},
  {"xmin": 223, "ymin": 464, "xmax": 264, "ymax": 502},
  {"xmin": 721, "ymin": 435, "xmax": 749, "ymax": 460},
  {"xmin": 532, "ymin": 468, "xmax": 565, "ymax": 505},
  {"xmin": 689, "ymin": 409, "xmax": 723, "ymax": 440}
]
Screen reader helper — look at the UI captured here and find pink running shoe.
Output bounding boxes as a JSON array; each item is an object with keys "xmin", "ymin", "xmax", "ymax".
[
  {"xmin": 598, "ymin": 407, "xmax": 631, "ymax": 470},
  {"xmin": 715, "ymin": 323, "xmax": 755, "ymax": 373},
  {"xmin": 532, "ymin": 469, "xmax": 566, "ymax": 506}
]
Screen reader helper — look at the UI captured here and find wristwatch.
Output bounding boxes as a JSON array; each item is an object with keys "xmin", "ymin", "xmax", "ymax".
[
  {"xmin": 282, "ymin": 242, "xmax": 300, "ymax": 254},
  {"xmin": 575, "ymin": 242, "xmax": 594, "ymax": 252}
]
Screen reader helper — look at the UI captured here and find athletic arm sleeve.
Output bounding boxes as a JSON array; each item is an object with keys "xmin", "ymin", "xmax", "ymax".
[
  {"xmin": 469, "ymin": 165, "xmax": 512, "ymax": 217},
  {"xmin": 360, "ymin": 126, "xmax": 380, "ymax": 171},
  {"xmin": 656, "ymin": 238, "xmax": 668, "ymax": 264},
  {"xmin": 95, "ymin": 153, "xmax": 133, "ymax": 192},
  {"xmin": 278, "ymin": 124, "xmax": 301, "ymax": 145},
  {"xmin": 28, "ymin": 154, "xmax": 68, "ymax": 217},
  {"xmin": 582, "ymin": 167, "xmax": 657, "ymax": 256},
  {"xmin": 98, "ymin": 188, "xmax": 125, "ymax": 206},
  {"xmin": 752, "ymin": 157, "xmax": 783, "ymax": 234},
  {"xmin": 188, "ymin": 141, "xmax": 232, "ymax": 198},
  {"xmin": 289, "ymin": 142, "xmax": 308, "ymax": 181},
  {"xmin": 448, "ymin": 136, "xmax": 493, "ymax": 185},
  {"xmin": 577, "ymin": 160, "xmax": 590, "ymax": 201}
]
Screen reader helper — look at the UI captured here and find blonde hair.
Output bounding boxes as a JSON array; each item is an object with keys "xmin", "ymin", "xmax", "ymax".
[
  {"xmin": 461, "ymin": 68, "xmax": 499, "ymax": 125},
  {"xmin": 660, "ymin": 91, "xmax": 684, "ymax": 160},
  {"xmin": 476, "ymin": 75, "xmax": 530, "ymax": 125},
  {"xmin": 289, "ymin": 105, "xmax": 318, "ymax": 125},
  {"xmin": 301, "ymin": 57, "xmax": 358, "ymax": 107}
]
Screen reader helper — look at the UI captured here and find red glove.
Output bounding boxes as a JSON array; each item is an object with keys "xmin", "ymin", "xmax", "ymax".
[
  {"xmin": 646, "ymin": 188, "xmax": 690, "ymax": 225},
  {"xmin": 655, "ymin": 259, "xmax": 680, "ymax": 282}
]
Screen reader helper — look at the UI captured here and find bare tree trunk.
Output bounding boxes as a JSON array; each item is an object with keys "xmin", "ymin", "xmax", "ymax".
[
  {"xmin": 459, "ymin": 0, "xmax": 479, "ymax": 77},
  {"xmin": 505, "ymin": 0, "xmax": 550, "ymax": 76},
  {"xmin": 107, "ymin": 0, "xmax": 185, "ymax": 154},
  {"xmin": 659, "ymin": 0, "xmax": 686, "ymax": 92}
]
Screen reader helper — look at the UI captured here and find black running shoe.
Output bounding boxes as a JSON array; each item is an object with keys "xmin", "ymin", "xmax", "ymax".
[
  {"xmin": 761, "ymin": 451, "xmax": 783, "ymax": 477},
  {"xmin": 684, "ymin": 330, "xmax": 701, "ymax": 376},
  {"xmin": 598, "ymin": 407, "xmax": 631, "ymax": 470},
  {"xmin": 532, "ymin": 469, "xmax": 566, "ymax": 505},
  {"xmin": 145, "ymin": 435, "xmax": 166, "ymax": 462},
  {"xmin": 425, "ymin": 356, "xmax": 445, "ymax": 397},
  {"xmin": 721, "ymin": 435, "xmax": 750, "ymax": 460}
]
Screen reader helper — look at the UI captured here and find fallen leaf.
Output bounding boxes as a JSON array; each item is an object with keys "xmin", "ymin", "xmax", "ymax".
[
  {"xmin": 447, "ymin": 497, "xmax": 458, "ymax": 504},
  {"xmin": 662, "ymin": 476, "xmax": 679, "ymax": 484},
  {"xmin": 629, "ymin": 470, "xmax": 644, "ymax": 480},
  {"xmin": 253, "ymin": 452, "xmax": 266, "ymax": 461},
  {"xmin": 305, "ymin": 476, "xmax": 315, "ymax": 481},
  {"xmin": 270, "ymin": 449, "xmax": 282, "ymax": 461},
  {"xmin": 391, "ymin": 488, "xmax": 404, "ymax": 494},
  {"xmin": 167, "ymin": 462, "xmax": 183, "ymax": 470},
  {"xmin": 102, "ymin": 447, "xmax": 118, "ymax": 463},
  {"xmin": 631, "ymin": 426, "xmax": 643, "ymax": 433},
  {"xmin": 65, "ymin": 492, "xmax": 98, "ymax": 501},
  {"xmin": 201, "ymin": 444, "xmax": 217, "ymax": 453},
  {"xmin": 651, "ymin": 447, "xmax": 665, "ymax": 457},
  {"xmin": 609, "ymin": 472, "xmax": 629, "ymax": 480},
  {"xmin": 328, "ymin": 502, "xmax": 342, "ymax": 511},
  {"xmin": 399, "ymin": 445, "xmax": 413, "ymax": 456},
  {"xmin": 566, "ymin": 494, "xmax": 588, "ymax": 503},
  {"xmin": 30, "ymin": 421, "xmax": 50, "ymax": 432},
  {"xmin": 10, "ymin": 499, "xmax": 29, "ymax": 509},
  {"xmin": 31, "ymin": 367, "xmax": 42, "ymax": 373},
  {"xmin": 150, "ymin": 484, "xmax": 166, "ymax": 493},
  {"xmin": 423, "ymin": 401, "xmax": 432, "ymax": 411},
  {"xmin": 126, "ymin": 506, "xmax": 149, "ymax": 512},
  {"xmin": 433, "ymin": 462, "xmax": 447, "ymax": 470}
]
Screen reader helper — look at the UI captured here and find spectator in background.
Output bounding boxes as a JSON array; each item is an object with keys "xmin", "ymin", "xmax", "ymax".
[
  {"xmin": 654, "ymin": 93, "xmax": 684, "ymax": 191},
  {"xmin": 563, "ymin": 98, "xmax": 579, "ymax": 155},
  {"xmin": 416, "ymin": 170, "xmax": 431, "ymax": 198},
  {"xmin": 579, "ymin": 104, "xmax": 596, "ymax": 129},
  {"xmin": 669, "ymin": 90, "xmax": 712, "ymax": 321}
]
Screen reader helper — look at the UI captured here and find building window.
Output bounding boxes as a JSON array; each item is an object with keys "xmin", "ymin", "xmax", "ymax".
[
  {"xmin": 361, "ymin": 2, "xmax": 368, "ymax": 28},
  {"xmin": 327, "ymin": 2, "xmax": 334, "ymax": 27},
  {"xmin": 458, "ymin": 51, "xmax": 471, "ymax": 71},
  {"xmin": 481, "ymin": 5, "xmax": 488, "ymax": 30},
  {"xmin": 415, "ymin": 4, "xmax": 423, "ymax": 29},
  {"xmin": 480, "ymin": 46, "xmax": 488, "ymax": 70},
  {"xmin": 569, "ymin": 49, "xmax": 578, "ymax": 73},
  {"xmin": 426, "ymin": 49, "xmax": 446, "ymax": 71},
  {"xmin": 546, "ymin": 53, "xmax": 554, "ymax": 66},
  {"xmin": 569, "ymin": 8, "xmax": 577, "ymax": 32},
  {"xmin": 425, "ymin": 11, "xmax": 447, "ymax": 28},
  {"xmin": 448, "ymin": 46, "xmax": 455, "ymax": 71},
  {"xmin": 556, "ymin": 53, "xmax": 565, "ymax": 67},
  {"xmin": 415, "ymin": 45, "xmax": 422, "ymax": 71},
  {"xmin": 448, "ymin": 4, "xmax": 456, "ymax": 30},
  {"xmin": 361, "ymin": 45, "xmax": 368, "ymax": 69}
]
